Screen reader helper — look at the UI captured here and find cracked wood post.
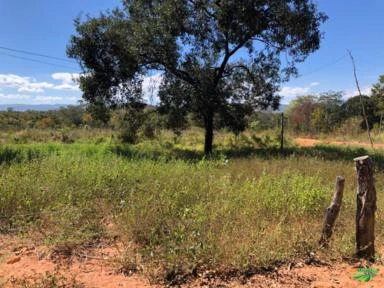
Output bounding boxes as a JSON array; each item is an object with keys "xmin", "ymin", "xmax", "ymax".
[
  {"xmin": 354, "ymin": 155, "xmax": 377, "ymax": 260},
  {"xmin": 319, "ymin": 176, "xmax": 345, "ymax": 247}
]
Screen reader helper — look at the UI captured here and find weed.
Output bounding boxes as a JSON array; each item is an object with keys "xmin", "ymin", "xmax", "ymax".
[{"xmin": 1, "ymin": 141, "xmax": 383, "ymax": 281}]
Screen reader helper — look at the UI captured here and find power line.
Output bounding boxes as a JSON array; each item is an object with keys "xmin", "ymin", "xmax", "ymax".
[
  {"xmin": 0, "ymin": 51, "xmax": 80, "ymax": 71},
  {"xmin": 0, "ymin": 45, "xmax": 77, "ymax": 64},
  {"xmin": 298, "ymin": 54, "xmax": 348, "ymax": 78}
]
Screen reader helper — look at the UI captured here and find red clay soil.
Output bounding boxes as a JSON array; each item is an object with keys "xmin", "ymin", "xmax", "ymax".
[
  {"xmin": 2, "ymin": 235, "xmax": 384, "ymax": 287},
  {"xmin": 295, "ymin": 137, "xmax": 384, "ymax": 149},
  {"xmin": 0, "ymin": 235, "xmax": 158, "ymax": 288}
]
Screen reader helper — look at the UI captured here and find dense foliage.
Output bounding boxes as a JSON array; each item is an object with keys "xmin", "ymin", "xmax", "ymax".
[{"xmin": 67, "ymin": 0, "xmax": 327, "ymax": 154}]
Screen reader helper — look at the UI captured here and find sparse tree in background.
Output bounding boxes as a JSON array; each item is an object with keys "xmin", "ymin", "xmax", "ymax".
[
  {"xmin": 311, "ymin": 91, "xmax": 343, "ymax": 133},
  {"xmin": 371, "ymin": 75, "xmax": 384, "ymax": 131},
  {"xmin": 247, "ymin": 111, "xmax": 281, "ymax": 132},
  {"xmin": 67, "ymin": 0, "xmax": 327, "ymax": 154},
  {"xmin": 342, "ymin": 95, "xmax": 378, "ymax": 130},
  {"xmin": 286, "ymin": 95, "xmax": 318, "ymax": 134}
]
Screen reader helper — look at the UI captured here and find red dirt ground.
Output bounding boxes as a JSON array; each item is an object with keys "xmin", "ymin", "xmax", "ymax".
[{"xmin": 2, "ymin": 235, "xmax": 384, "ymax": 287}]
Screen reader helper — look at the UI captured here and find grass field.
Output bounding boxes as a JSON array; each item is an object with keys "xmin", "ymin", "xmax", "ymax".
[{"xmin": 0, "ymin": 131, "xmax": 383, "ymax": 283}]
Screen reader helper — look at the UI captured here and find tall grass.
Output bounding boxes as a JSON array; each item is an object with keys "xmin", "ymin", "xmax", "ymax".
[{"xmin": 1, "ymin": 142, "xmax": 383, "ymax": 281}]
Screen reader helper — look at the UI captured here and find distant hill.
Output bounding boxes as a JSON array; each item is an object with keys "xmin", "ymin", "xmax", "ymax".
[
  {"xmin": 279, "ymin": 104, "xmax": 288, "ymax": 112},
  {"xmin": 0, "ymin": 104, "xmax": 67, "ymax": 111},
  {"xmin": 0, "ymin": 103, "xmax": 288, "ymax": 112}
]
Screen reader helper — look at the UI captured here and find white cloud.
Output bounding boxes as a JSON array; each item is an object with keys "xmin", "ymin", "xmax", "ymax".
[
  {"xmin": 0, "ymin": 73, "xmax": 82, "ymax": 94},
  {"xmin": 18, "ymin": 82, "xmax": 54, "ymax": 93},
  {"xmin": 53, "ymin": 83, "xmax": 79, "ymax": 91},
  {"xmin": 34, "ymin": 96, "xmax": 64, "ymax": 104},
  {"xmin": 0, "ymin": 93, "xmax": 80, "ymax": 105},
  {"xmin": 0, "ymin": 74, "xmax": 55, "ymax": 93},
  {"xmin": 0, "ymin": 93, "xmax": 31, "ymax": 100},
  {"xmin": 51, "ymin": 73, "xmax": 80, "ymax": 91},
  {"xmin": 279, "ymin": 82, "xmax": 320, "ymax": 103},
  {"xmin": 344, "ymin": 86, "xmax": 371, "ymax": 99},
  {"xmin": 0, "ymin": 74, "xmax": 29, "ymax": 87},
  {"xmin": 51, "ymin": 72, "xmax": 80, "ymax": 83}
]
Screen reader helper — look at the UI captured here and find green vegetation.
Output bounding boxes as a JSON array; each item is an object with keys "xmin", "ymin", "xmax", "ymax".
[
  {"xmin": 8, "ymin": 271, "xmax": 85, "ymax": 288},
  {"xmin": 67, "ymin": 0, "xmax": 326, "ymax": 154},
  {"xmin": 1, "ymin": 136, "xmax": 384, "ymax": 282},
  {"xmin": 4, "ymin": 0, "xmax": 384, "ymax": 286},
  {"xmin": 352, "ymin": 267, "xmax": 379, "ymax": 283},
  {"xmin": 285, "ymin": 76, "xmax": 384, "ymax": 137}
]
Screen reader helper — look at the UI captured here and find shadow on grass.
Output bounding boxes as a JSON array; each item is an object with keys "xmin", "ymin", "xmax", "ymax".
[
  {"xmin": 0, "ymin": 147, "xmax": 46, "ymax": 165},
  {"xmin": 221, "ymin": 145, "xmax": 384, "ymax": 170},
  {"xmin": 111, "ymin": 143, "xmax": 384, "ymax": 169},
  {"xmin": 110, "ymin": 144, "xmax": 204, "ymax": 162},
  {"xmin": 2, "ymin": 143, "xmax": 384, "ymax": 171}
]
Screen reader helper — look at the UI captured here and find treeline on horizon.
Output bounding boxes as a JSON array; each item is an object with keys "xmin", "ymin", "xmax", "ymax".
[{"xmin": 1, "ymin": 75, "xmax": 384, "ymax": 141}]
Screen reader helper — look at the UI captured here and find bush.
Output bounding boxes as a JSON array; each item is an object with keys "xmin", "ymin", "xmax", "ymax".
[
  {"xmin": 111, "ymin": 108, "xmax": 144, "ymax": 144},
  {"xmin": 139, "ymin": 109, "xmax": 164, "ymax": 140}
]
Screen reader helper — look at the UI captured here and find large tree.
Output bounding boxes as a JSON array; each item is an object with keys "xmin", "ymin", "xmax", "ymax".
[
  {"xmin": 312, "ymin": 91, "xmax": 343, "ymax": 133},
  {"xmin": 371, "ymin": 75, "xmax": 384, "ymax": 118},
  {"xmin": 68, "ymin": 0, "xmax": 327, "ymax": 154}
]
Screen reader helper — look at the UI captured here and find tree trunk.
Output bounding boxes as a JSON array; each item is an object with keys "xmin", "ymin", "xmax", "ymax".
[
  {"xmin": 354, "ymin": 155, "xmax": 376, "ymax": 260},
  {"xmin": 280, "ymin": 113, "xmax": 284, "ymax": 153},
  {"xmin": 319, "ymin": 176, "xmax": 345, "ymax": 247},
  {"xmin": 204, "ymin": 111, "xmax": 214, "ymax": 155}
]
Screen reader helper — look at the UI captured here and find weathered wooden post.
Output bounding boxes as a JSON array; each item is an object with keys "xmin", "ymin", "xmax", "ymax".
[
  {"xmin": 354, "ymin": 155, "xmax": 376, "ymax": 260},
  {"xmin": 319, "ymin": 176, "xmax": 345, "ymax": 247}
]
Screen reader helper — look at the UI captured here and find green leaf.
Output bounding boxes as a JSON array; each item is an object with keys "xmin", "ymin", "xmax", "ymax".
[{"xmin": 352, "ymin": 267, "xmax": 379, "ymax": 282}]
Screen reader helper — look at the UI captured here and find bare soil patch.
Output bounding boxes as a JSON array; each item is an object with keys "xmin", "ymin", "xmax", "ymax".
[
  {"xmin": 0, "ymin": 235, "xmax": 157, "ymax": 288},
  {"xmin": 2, "ymin": 235, "xmax": 384, "ymax": 287}
]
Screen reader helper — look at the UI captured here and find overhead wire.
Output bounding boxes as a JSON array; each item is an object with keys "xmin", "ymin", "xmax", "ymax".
[
  {"xmin": 296, "ymin": 54, "xmax": 348, "ymax": 79},
  {"xmin": 0, "ymin": 44, "xmax": 350, "ymax": 80},
  {"xmin": 0, "ymin": 45, "xmax": 77, "ymax": 64},
  {"xmin": 0, "ymin": 51, "xmax": 79, "ymax": 71}
]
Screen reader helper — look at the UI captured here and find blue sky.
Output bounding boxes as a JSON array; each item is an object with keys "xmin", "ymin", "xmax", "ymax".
[{"xmin": 0, "ymin": 0, "xmax": 383, "ymax": 105}]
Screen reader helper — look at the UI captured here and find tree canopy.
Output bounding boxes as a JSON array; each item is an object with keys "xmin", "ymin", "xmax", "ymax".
[{"xmin": 68, "ymin": 0, "xmax": 327, "ymax": 154}]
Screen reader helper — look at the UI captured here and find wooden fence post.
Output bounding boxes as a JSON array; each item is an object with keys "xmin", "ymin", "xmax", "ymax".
[
  {"xmin": 319, "ymin": 176, "xmax": 345, "ymax": 247},
  {"xmin": 354, "ymin": 156, "xmax": 377, "ymax": 260}
]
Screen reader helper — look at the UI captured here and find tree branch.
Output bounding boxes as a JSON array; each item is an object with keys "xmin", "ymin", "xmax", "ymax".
[
  {"xmin": 140, "ymin": 52, "xmax": 197, "ymax": 86},
  {"xmin": 188, "ymin": 0, "xmax": 217, "ymax": 19},
  {"xmin": 214, "ymin": 38, "xmax": 250, "ymax": 85},
  {"xmin": 225, "ymin": 64, "xmax": 258, "ymax": 84}
]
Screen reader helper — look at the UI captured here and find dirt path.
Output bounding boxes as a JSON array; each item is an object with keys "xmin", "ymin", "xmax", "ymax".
[
  {"xmin": 295, "ymin": 137, "xmax": 384, "ymax": 149},
  {"xmin": 0, "ymin": 235, "xmax": 158, "ymax": 288},
  {"xmin": 2, "ymin": 235, "xmax": 384, "ymax": 287}
]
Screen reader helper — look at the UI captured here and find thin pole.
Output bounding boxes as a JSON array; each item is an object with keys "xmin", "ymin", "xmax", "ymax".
[
  {"xmin": 280, "ymin": 112, "xmax": 284, "ymax": 152},
  {"xmin": 348, "ymin": 50, "xmax": 374, "ymax": 149}
]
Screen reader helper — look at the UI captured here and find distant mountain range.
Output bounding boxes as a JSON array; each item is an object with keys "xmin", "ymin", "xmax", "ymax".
[
  {"xmin": 0, "ymin": 104, "xmax": 68, "ymax": 111},
  {"xmin": 0, "ymin": 103, "xmax": 288, "ymax": 112},
  {"xmin": 278, "ymin": 104, "xmax": 288, "ymax": 112}
]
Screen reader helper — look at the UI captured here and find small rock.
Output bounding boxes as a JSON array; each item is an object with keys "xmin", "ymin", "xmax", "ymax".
[
  {"xmin": 36, "ymin": 251, "xmax": 46, "ymax": 260},
  {"xmin": 7, "ymin": 256, "xmax": 21, "ymax": 264}
]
